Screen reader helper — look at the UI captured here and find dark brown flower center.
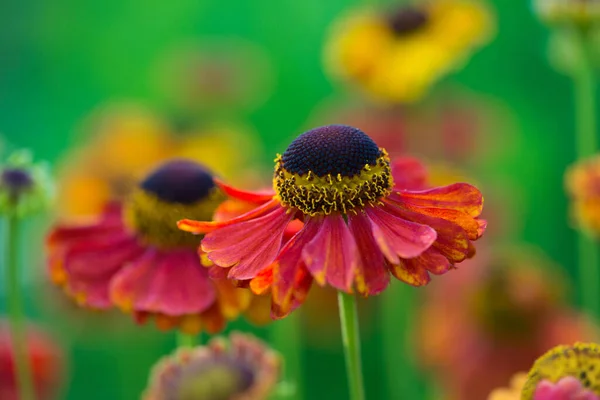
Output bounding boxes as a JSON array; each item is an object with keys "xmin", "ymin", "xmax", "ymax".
[{"xmin": 388, "ymin": 7, "xmax": 429, "ymax": 35}]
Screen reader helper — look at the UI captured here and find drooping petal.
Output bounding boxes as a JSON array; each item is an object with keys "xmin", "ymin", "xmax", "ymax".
[
  {"xmin": 388, "ymin": 259, "xmax": 431, "ymax": 287},
  {"xmin": 249, "ymin": 266, "xmax": 274, "ymax": 295},
  {"xmin": 178, "ymin": 199, "xmax": 281, "ymax": 234},
  {"xmin": 201, "ymin": 205, "xmax": 294, "ymax": 280},
  {"xmin": 394, "ymin": 183, "xmax": 484, "ymax": 217},
  {"xmin": 213, "ymin": 279, "xmax": 252, "ymax": 320},
  {"xmin": 214, "ymin": 179, "xmax": 275, "ymax": 204},
  {"xmin": 110, "ymin": 249, "xmax": 216, "ymax": 316},
  {"xmin": 62, "ymin": 234, "xmax": 143, "ymax": 308},
  {"xmin": 366, "ymin": 206, "xmax": 437, "ymax": 263},
  {"xmin": 391, "ymin": 157, "xmax": 428, "ymax": 190},
  {"xmin": 348, "ymin": 212, "xmax": 390, "ymax": 296},
  {"xmin": 302, "ymin": 215, "xmax": 359, "ymax": 292}
]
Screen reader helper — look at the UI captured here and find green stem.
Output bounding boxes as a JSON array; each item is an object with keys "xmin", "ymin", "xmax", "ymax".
[
  {"xmin": 177, "ymin": 332, "xmax": 196, "ymax": 348},
  {"xmin": 572, "ymin": 26, "xmax": 600, "ymax": 318},
  {"xmin": 337, "ymin": 292, "xmax": 365, "ymax": 400},
  {"xmin": 381, "ymin": 284, "xmax": 420, "ymax": 400},
  {"xmin": 5, "ymin": 215, "xmax": 35, "ymax": 400},
  {"xmin": 270, "ymin": 312, "xmax": 303, "ymax": 400}
]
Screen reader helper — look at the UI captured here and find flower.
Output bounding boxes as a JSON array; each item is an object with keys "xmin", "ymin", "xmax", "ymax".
[
  {"xmin": 534, "ymin": 0, "xmax": 600, "ymax": 25},
  {"xmin": 487, "ymin": 373, "xmax": 528, "ymax": 400},
  {"xmin": 565, "ymin": 156, "xmax": 600, "ymax": 235},
  {"xmin": 179, "ymin": 124, "xmax": 486, "ymax": 318},
  {"xmin": 323, "ymin": 0, "xmax": 493, "ymax": 103},
  {"xmin": 521, "ymin": 343, "xmax": 600, "ymax": 399},
  {"xmin": 0, "ymin": 322, "xmax": 64, "ymax": 400},
  {"xmin": 57, "ymin": 103, "xmax": 262, "ymax": 217},
  {"xmin": 143, "ymin": 332, "xmax": 280, "ymax": 400},
  {"xmin": 0, "ymin": 150, "xmax": 53, "ymax": 217},
  {"xmin": 47, "ymin": 159, "xmax": 264, "ymax": 334},
  {"xmin": 417, "ymin": 246, "xmax": 598, "ymax": 400}
]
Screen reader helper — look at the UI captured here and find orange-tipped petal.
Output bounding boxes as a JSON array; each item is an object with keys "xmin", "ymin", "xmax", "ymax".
[
  {"xmin": 214, "ymin": 178, "xmax": 275, "ymax": 204},
  {"xmin": 396, "ymin": 183, "xmax": 484, "ymax": 217}
]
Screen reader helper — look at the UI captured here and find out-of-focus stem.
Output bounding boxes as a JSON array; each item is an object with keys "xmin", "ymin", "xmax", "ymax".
[{"xmin": 270, "ymin": 312, "xmax": 304, "ymax": 400}]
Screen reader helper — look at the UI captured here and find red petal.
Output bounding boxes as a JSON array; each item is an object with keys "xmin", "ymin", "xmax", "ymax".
[
  {"xmin": 394, "ymin": 183, "xmax": 484, "ymax": 217},
  {"xmin": 178, "ymin": 199, "xmax": 281, "ymax": 234},
  {"xmin": 388, "ymin": 260, "xmax": 431, "ymax": 286},
  {"xmin": 366, "ymin": 206, "xmax": 437, "ymax": 263},
  {"xmin": 302, "ymin": 215, "xmax": 359, "ymax": 292},
  {"xmin": 391, "ymin": 157, "xmax": 428, "ymax": 191},
  {"xmin": 202, "ymin": 205, "xmax": 293, "ymax": 280},
  {"xmin": 348, "ymin": 213, "xmax": 390, "ymax": 296},
  {"xmin": 214, "ymin": 178, "xmax": 275, "ymax": 204}
]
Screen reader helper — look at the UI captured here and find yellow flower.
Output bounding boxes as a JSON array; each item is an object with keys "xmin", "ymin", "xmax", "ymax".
[
  {"xmin": 324, "ymin": 0, "xmax": 494, "ymax": 103},
  {"xmin": 487, "ymin": 373, "xmax": 527, "ymax": 400},
  {"xmin": 534, "ymin": 0, "xmax": 600, "ymax": 26},
  {"xmin": 56, "ymin": 104, "xmax": 262, "ymax": 217}
]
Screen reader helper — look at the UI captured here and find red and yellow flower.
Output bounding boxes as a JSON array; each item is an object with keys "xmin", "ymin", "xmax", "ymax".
[
  {"xmin": 144, "ymin": 332, "xmax": 280, "ymax": 400},
  {"xmin": 48, "ymin": 159, "xmax": 266, "ymax": 334},
  {"xmin": 323, "ymin": 0, "xmax": 493, "ymax": 103},
  {"xmin": 0, "ymin": 322, "xmax": 64, "ymax": 400},
  {"xmin": 179, "ymin": 124, "xmax": 485, "ymax": 318}
]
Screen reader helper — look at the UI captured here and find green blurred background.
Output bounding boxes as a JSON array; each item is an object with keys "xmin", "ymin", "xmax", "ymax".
[{"xmin": 0, "ymin": 0, "xmax": 585, "ymax": 398}]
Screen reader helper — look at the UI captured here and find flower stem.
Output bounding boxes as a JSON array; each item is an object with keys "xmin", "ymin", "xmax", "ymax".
[
  {"xmin": 4, "ymin": 215, "xmax": 35, "ymax": 400},
  {"xmin": 270, "ymin": 312, "xmax": 304, "ymax": 400},
  {"xmin": 572, "ymin": 26, "xmax": 600, "ymax": 318},
  {"xmin": 337, "ymin": 291, "xmax": 365, "ymax": 400},
  {"xmin": 177, "ymin": 332, "xmax": 196, "ymax": 348}
]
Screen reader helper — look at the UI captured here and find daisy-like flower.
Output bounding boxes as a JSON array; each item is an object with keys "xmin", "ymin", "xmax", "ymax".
[
  {"xmin": 417, "ymin": 247, "xmax": 598, "ymax": 400},
  {"xmin": 179, "ymin": 124, "xmax": 486, "ymax": 318},
  {"xmin": 143, "ymin": 332, "xmax": 280, "ymax": 400},
  {"xmin": 565, "ymin": 156, "xmax": 600, "ymax": 235},
  {"xmin": 47, "ymin": 159, "xmax": 263, "ymax": 334},
  {"xmin": 0, "ymin": 322, "xmax": 64, "ymax": 400},
  {"xmin": 534, "ymin": 0, "xmax": 600, "ymax": 25},
  {"xmin": 323, "ymin": 0, "xmax": 493, "ymax": 103},
  {"xmin": 57, "ymin": 103, "xmax": 261, "ymax": 217}
]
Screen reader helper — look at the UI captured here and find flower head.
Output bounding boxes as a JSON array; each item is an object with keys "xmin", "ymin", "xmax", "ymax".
[
  {"xmin": 521, "ymin": 343, "xmax": 600, "ymax": 399},
  {"xmin": 0, "ymin": 322, "xmax": 64, "ymax": 400},
  {"xmin": 47, "ymin": 159, "xmax": 264, "ymax": 334},
  {"xmin": 144, "ymin": 332, "xmax": 280, "ymax": 400},
  {"xmin": 565, "ymin": 156, "xmax": 600, "ymax": 235},
  {"xmin": 323, "ymin": 0, "xmax": 493, "ymax": 103},
  {"xmin": 0, "ymin": 150, "xmax": 53, "ymax": 217},
  {"xmin": 534, "ymin": 0, "xmax": 600, "ymax": 25},
  {"xmin": 179, "ymin": 124, "xmax": 486, "ymax": 318}
]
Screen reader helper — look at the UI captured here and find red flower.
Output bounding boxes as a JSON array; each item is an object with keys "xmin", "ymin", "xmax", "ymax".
[
  {"xmin": 179, "ymin": 125, "xmax": 485, "ymax": 318},
  {"xmin": 0, "ymin": 323, "xmax": 64, "ymax": 400},
  {"xmin": 47, "ymin": 159, "xmax": 262, "ymax": 334}
]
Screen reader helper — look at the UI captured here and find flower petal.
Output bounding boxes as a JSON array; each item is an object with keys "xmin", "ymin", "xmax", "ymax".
[
  {"xmin": 388, "ymin": 259, "xmax": 431, "ymax": 287},
  {"xmin": 391, "ymin": 157, "xmax": 428, "ymax": 190},
  {"xmin": 302, "ymin": 215, "xmax": 359, "ymax": 292},
  {"xmin": 214, "ymin": 179, "xmax": 275, "ymax": 204},
  {"xmin": 366, "ymin": 206, "xmax": 437, "ymax": 263},
  {"xmin": 110, "ymin": 249, "xmax": 216, "ymax": 315},
  {"xmin": 395, "ymin": 183, "xmax": 484, "ymax": 217},
  {"xmin": 202, "ymin": 205, "xmax": 294, "ymax": 280},
  {"xmin": 178, "ymin": 199, "xmax": 280, "ymax": 234},
  {"xmin": 348, "ymin": 213, "xmax": 390, "ymax": 296}
]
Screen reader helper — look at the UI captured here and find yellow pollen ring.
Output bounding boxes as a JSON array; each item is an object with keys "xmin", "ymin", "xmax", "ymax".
[
  {"xmin": 522, "ymin": 342, "xmax": 600, "ymax": 398},
  {"xmin": 124, "ymin": 187, "xmax": 225, "ymax": 249},
  {"xmin": 273, "ymin": 150, "xmax": 393, "ymax": 216}
]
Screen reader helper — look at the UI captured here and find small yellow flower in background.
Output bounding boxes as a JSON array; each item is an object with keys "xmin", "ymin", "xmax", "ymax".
[
  {"xmin": 56, "ymin": 103, "xmax": 263, "ymax": 217},
  {"xmin": 324, "ymin": 0, "xmax": 494, "ymax": 104},
  {"xmin": 565, "ymin": 155, "xmax": 600, "ymax": 235},
  {"xmin": 534, "ymin": 0, "xmax": 600, "ymax": 26},
  {"xmin": 143, "ymin": 332, "xmax": 281, "ymax": 400}
]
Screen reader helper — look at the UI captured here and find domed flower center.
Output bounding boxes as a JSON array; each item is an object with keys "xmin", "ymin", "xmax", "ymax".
[
  {"xmin": 388, "ymin": 7, "xmax": 429, "ymax": 35},
  {"xmin": 274, "ymin": 125, "xmax": 393, "ymax": 216},
  {"xmin": 174, "ymin": 358, "xmax": 254, "ymax": 400},
  {"xmin": 124, "ymin": 159, "xmax": 225, "ymax": 248},
  {"xmin": 523, "ymin": 343, "xmax": 600, "ymax": 398},
  {"xmin": 1, "ymin": 168, "xmax": 34, "ymax": 202}
]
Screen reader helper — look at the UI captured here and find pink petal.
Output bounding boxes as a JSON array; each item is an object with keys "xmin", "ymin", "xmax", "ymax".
[
  {"xmin": 391, "ymin": 157, "xmax": 428, "ymax": 191},
  {"xmin": 111, "ymin": 249, "xmax": 216, "ymax": 315},
  {"xmin": 366, "ymin": 206, "xmax": 437, "ymax": 263},
  {"xmin": 302, "ymin": 215, "xmax": 359, "ymax": 292},
  {"xmin": 214, "ymin": 179, "xmax": 275, "ymax": 204},
  {"xmin": 348, "ymin": 213, "xmax": 390, "ymax": 296},
  {"xmin": 201, "ymin": 205, "xmax": 294, "ymax": 280},
  {"xmin": 393, "ymin": 183, "xmax": 484, "ymax": 217}
]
